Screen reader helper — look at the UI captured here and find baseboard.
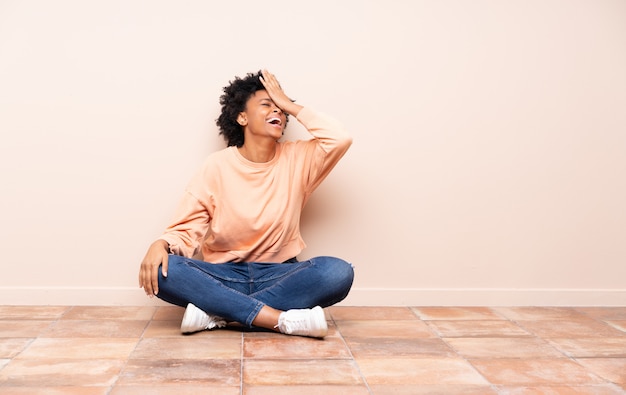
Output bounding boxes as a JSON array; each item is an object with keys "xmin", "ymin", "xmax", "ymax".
[
  {"xmin": 1, "ymin": 286, "xmax": 625, "ymax": 306},
  {"xmin": 338, "ymin": 287, "xmax": 626, "ymax": 306},
  {"xmin": 0, "ymin": 287, "xmax": 170, "ymax": 306}
]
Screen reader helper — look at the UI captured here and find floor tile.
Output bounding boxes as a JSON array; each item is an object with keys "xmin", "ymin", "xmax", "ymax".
[
  {"xmin": 368, "ymin": 384, "xmax": 498, "ymax": 394},
  {"xmin": 335, "ymin": 319, "xmax": 435, "ymax": 338},
  {"xmin": 575, "ymin": 358, "xmax": 626, "ymax": 385},
  {"xmin": 0, "ymin": 387, "xmax": 109, "ymax": 395},
  {"xmin": 0, "ymin": 358, "xmax": 125, "ymax": 386},
  {"xmin": 356, "ymin": 357, "xmax": 488, "ymax": 385},
  {"xmin": 244, "ymin": 335, "xmax": 350, "ymax": 359},
  {"xmin": 328, "ymin": 306, "xmax": 418, "ymax": 320},
  {"xmin": 0, "ymin": 338, "xmax": 32, "ymax": 358},
  {"xmin": 427, "ymin": 320, "xmax": 531, "ymax": 337},
  {"xmin": 130, "ymin": 336, "xmax": 241, "ymax": 359},
  {"xmin": 141, "ymin": 320, "xmax": 183, "ymax": 337},
  {"xmin": 0, "ymin": 358, "xmax": 9, "ymax": 369},
  {"xmin": 496, "ymin": 384, "xmax": 626, "ymax": 394},
  {"xmin": 446, "ymin": 337, "xmax": 565, "ymax": 359},
  {"xmin": 0, "ymin": 320, "xmax": 55, "ymax": 338},
  {"xmin": 494, "ymin": 307, "xmax": 590, "ymax": 321},
  {"xmin": 243, "ymin": 385, "xmax": 371, "ymax": 395},
  {"xmin": 606, "ymin": 320, "xmax": 626, "ymax": 333},
  {"xmin": 16, "ymin": 337, "xmax": 138, "ymax": 359},
  {"xmin": 546, "ymin": 338, "xmax": 626, "ymax": 358},
  {"xmin": 243, "ymin": 359, "xmax": 363, "ymax": 385},
  {"xmin": 345, "ymin": 337, "xmax": 456, "ymax": 358},
  {"xmin": 41, "ymin": 319, "xmax": 148, "ymax": 338},
  {"xmin": 469, "ymin": 358, "xmax": 605, "ymax": 385},
  {"xmin": 2, "ymin": 305, "xmax": 624, "ymax": 393},
  {"xmin": 152, "ymin": 306, "xmax": 185, "ymax": 321},
  {"xmin": 0, "ymin": 306, "xmax": 70, "ymax": 320},
  {"xmin": 110, "ymin": 385, "xmax": 241, "ymax": 395},
  {"xmin": 413, "ymin": 307, "xmax": 502, "ymax": 320},
  {"xmin": 117, "ymin": 358, "xmax": 240, "ymax": 386},
  {"xmin": 576, "ymin": 307, "xmax": 626, "ymax": 320},
  {"xmin": 516, "ymin": 319, "xmax": 626, "ymax": 338},
  {"xmin": 62, "ymin": 306, "xmax": 156, "ymax": 321}
]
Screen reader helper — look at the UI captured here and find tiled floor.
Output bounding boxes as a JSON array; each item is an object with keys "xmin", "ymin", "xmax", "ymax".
[{"xmin": 1, "ymin": 306, "xmax": 625, "ymax": 394}]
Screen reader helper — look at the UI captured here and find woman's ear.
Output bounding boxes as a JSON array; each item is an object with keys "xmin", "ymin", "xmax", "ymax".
[{"xmin": 237, "ymin": 113, "xmax": 247, "ymax": 126}]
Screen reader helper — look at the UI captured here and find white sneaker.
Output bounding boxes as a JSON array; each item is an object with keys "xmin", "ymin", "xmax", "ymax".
[
  {"xmin": 180, "ymin": 303, "xmax": 227, "ymax": 334},
  {"xmin": 276, "ymin": 306, "xmax": 328, "ymax": 338}
]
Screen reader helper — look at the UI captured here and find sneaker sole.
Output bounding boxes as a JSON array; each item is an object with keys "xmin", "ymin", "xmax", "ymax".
[
  {"xmin": 180, "ymin": 303, "xmax": 204, "ymax": 334},
  {"xmin": 310, "ymin": 306, "xmax": 329, "ymax": 338}
]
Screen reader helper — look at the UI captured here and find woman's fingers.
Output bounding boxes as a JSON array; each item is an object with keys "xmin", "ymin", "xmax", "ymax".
[
  {"xmin": 260, "ymin": 69, "xmax": 292, "ymax": 111},
  {"xmin": 138, "ymin": 241, "xmax": 169, "ymax": 297}
]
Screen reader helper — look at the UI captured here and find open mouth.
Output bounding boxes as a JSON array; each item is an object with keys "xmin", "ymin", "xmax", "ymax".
[{"xmin": 267, "ymin": 117, "xmax": 282, "ymax": 126}]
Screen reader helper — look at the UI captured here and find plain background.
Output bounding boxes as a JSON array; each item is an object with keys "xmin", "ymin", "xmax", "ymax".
[{"xmin": 1, "ymin": 0, "xmax": 624, "ymax": 306}]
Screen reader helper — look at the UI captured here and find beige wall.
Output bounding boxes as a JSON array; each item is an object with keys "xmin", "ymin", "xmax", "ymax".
[{"xmin": 1, "ymin": 0, "xmax": 625, "ymax": 306}]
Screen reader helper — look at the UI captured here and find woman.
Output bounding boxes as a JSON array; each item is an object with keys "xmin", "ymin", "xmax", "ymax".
[{"xmin": 138, "ymin": 70, "xmax": 354, "ymax": 338}]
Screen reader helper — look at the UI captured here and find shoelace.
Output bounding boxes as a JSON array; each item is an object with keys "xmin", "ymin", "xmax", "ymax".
[{"xmin": 279, "ymin": 313, "xmax": 309, "ymax": 333}]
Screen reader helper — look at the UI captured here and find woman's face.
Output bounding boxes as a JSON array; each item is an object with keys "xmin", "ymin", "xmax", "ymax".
[{"xmin": 239, "ymin": 90, "xmax": 286, "ymax": 141}]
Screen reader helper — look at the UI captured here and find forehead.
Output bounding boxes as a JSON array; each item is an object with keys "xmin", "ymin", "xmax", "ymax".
[
  {"xmin": 245, "ymin": 90, "xmax": 272, "ymax": 109},
  {"xmin": 249, "ymin": 90, "xmax": 270, "ymax": 101}
]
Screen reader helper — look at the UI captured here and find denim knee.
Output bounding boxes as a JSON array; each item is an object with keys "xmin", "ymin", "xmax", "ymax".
[
  {"xmin": 310, "ymin": 256, "xmax": 354, "ymax": 293},
  {"xmin": 158, "ymin": 254, "xmax": 188, "ymax": 285},
  {"xmin": 155, "ymin": 255, "xmax": 188, "ymax": 307}
]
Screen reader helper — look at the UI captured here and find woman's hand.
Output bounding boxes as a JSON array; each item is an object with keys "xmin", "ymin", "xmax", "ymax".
[
  {"xmin": 259, "ymin": 69, "xmax": 303, "ymax": 116},
  {"xmin": 138, "ymin": 239, "xmax": 169, "ymax": 297}
]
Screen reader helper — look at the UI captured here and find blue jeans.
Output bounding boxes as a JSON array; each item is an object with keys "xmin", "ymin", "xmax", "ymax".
[{"xmin": 156, "ymin": 255, "xmax": 354, "ymax": 327}]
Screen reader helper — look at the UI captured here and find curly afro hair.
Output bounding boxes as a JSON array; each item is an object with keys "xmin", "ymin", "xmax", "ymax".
[{"xmin": 216, "ymin": 70, "xmax": 289, "ymax": 147}]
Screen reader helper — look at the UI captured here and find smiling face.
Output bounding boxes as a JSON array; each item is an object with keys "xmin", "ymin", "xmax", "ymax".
[{"xmin": 238, "ymin": 90, "xmax": 286, "ymax": 142}]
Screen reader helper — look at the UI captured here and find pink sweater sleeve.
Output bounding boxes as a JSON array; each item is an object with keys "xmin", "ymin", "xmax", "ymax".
[
  {"xmin": 158, "ymin": 189, "xmax": 211, "ymax": 258},
  {"xmin": 295, "ymin": 107, "xmax": 353, "ymax": 195}
]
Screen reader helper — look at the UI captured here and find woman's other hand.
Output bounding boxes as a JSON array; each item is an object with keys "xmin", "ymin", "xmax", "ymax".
[{"xmin": 138, "ymin": 239, "xmax": 169, "ymax": 297}]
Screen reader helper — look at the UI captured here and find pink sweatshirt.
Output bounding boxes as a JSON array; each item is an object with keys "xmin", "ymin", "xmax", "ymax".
[{"xmin": 158, "ymin": 107, "xmax": 352, "ymax": 263}]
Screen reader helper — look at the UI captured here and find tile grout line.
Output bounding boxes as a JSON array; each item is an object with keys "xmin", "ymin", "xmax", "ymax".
[
  {"xmin": 499, "ymin": 308, "xmax": 619, "ymax": 387},
  {"xmin": 2, "ymin": 306, "xmax": 74, "ymax": 373},
  {"xmin": 446, "ymin": 307, "xmax": 626, "ymax": 391},
  {"xmin": 106, "ymin": 306, "xmax": 157, "ymax": 394},
  {"xmin": 434, "ymin": 323, "xmax": 502, "ymax": 393},
  {"xmin": 549, "ymin": 308, "xmax": 624, "ymax": 388},
  {"xmin": 413, "ymin": 302, "xmax": 497, "ymax": 389},
  {"xmin": 330, "ymin": 311, "xmax": 374, "ymax": 394}
]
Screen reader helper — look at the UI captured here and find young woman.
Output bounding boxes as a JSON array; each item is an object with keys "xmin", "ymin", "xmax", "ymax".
[{"xmin": 138, "ymin": 70, "xmax": 353, "ymax": 338}]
